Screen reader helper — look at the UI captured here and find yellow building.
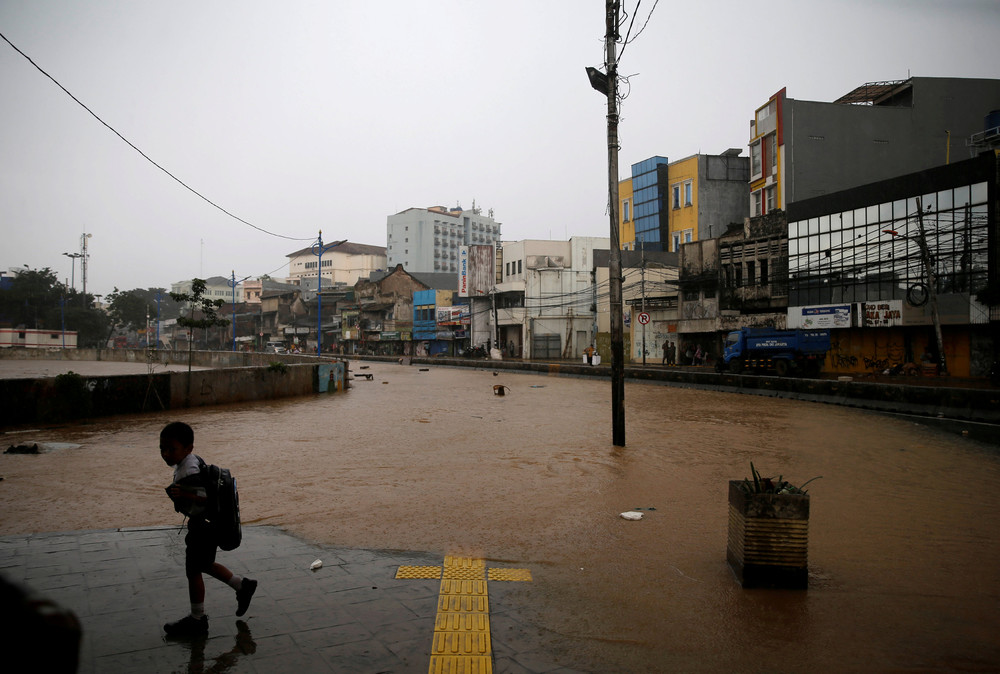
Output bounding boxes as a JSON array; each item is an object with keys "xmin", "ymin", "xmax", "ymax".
[
  {"xmin": 619, "ymin": 152, "xmax": 749, "ymax": 251},
  {"xmin": 618, "ymin": 177, "xmax": 634, "ymax": 249}
]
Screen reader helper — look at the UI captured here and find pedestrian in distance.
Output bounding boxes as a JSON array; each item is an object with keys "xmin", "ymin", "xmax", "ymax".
[
  {"xmin": 694, "ymin": 344, "xmax": 704, "ymax": 366},
  {"xmin": 667, "ymin": 341, "xmax": 676, "ymax": 366},
  {"xmin": 160, "ymin": 421, "xmax": 257, "ymax": 637},
  {"xmin": 584, "ymin": 344, "xmax": 595, "ymax": 365},
  {"xmin": 661, "ymin": 340, "xmax": 669, "ymax": 365}
]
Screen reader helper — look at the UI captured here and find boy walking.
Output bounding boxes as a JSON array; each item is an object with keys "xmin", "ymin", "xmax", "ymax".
[{"xmin": 160, "ymin": 421, "xmax": 257, "ymax": 637}]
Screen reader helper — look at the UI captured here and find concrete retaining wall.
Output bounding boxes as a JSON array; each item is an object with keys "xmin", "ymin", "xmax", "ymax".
[
  {"xmin": 0, "ymin": 347, "xmax": 326, "ymax": 369},
  {"xmin": 0, "ymin": 356, "xmax": 345, "ymax": 428}
]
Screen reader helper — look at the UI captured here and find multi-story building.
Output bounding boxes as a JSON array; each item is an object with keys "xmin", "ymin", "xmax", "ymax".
[
  {"xmin": 492, "ymin": 237, "xmax": 609, "ymax": 360},
  {"xmin": 784, "ymin": 150, "xmax": 997, "ymax": 378},
  {"xmin": 386, "ymin": 204, "xmax": 501, "ymax": 274},
  {"xmin": 170, "ymin": 276, "xmax": 243, "ymax": 304},
  {"xmin": 412, "ymin": 288, "xmax": 467, "ymax": 357},
  {"xmin": 286, "ymin": 241, "xmax": 386, "ymax": 288},
  {"xmin": 748, "ymin": 77, "xmax": 1000, "ymax": 216},
  {"xmin": 621, "ymin": 153, "xmax": 749, "ymax": 252}
]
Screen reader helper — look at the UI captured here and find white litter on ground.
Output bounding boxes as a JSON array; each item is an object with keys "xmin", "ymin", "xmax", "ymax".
[{"xmin": 620, "ymin": 511, "xmax": 643, "ymax": 521}]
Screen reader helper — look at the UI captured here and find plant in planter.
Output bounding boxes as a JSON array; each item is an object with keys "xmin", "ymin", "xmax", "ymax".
[{"xmin": 727, "ymin": 463, "xmax": 820, "ymax": 589}]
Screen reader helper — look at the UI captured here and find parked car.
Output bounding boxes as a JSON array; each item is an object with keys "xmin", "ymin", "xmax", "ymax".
[{"xmin": 265, "ymin": 341, "xmax": 287, "ymax": 354}]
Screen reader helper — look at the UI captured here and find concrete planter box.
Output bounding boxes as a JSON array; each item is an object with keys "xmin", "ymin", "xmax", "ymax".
[{"xmin": 726, "ymin": 480, "xmax": 809, "ymax": 589}]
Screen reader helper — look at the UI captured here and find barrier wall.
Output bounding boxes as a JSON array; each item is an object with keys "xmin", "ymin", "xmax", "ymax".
[{"xmin": 0, "ymin": 355, "xmax": 345, "ymax": 428}]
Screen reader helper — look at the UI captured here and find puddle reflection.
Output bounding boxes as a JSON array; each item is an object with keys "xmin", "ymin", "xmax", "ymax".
[{"xmin": 166, "ymin": 619, "xmax": 256, "ymax": 673}]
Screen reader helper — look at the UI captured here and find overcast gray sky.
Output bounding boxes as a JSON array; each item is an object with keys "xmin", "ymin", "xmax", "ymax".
[{"xmin": 2, "ymin": 0, "xmax": 998, "ymax": 296}]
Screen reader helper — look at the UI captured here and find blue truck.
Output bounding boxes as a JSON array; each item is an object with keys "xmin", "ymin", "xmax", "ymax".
[{"xmin": 718, "ymin": 328, "xmax": 831, "ymax": 377}]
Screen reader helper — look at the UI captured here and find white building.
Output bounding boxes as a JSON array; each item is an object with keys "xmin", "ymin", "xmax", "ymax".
[
  {"xmin": 286, "ymin": 241, "xmax": 386, "ymax": 287},
  {"xmin": 170, "ymin": 276, "xmax": 243, "ymax": 303},
  {"xmin": 387, "ymin": 204, "xmax": 501, "ymax": 274},
  {"xmin": 491, "ymin": 237, "xmax": 610, "ymax": 360}
]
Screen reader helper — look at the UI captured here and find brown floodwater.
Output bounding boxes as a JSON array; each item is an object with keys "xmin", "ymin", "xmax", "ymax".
[{"xmin": 2, "ymin": 362, "xmax": 999, "ymax": 672}]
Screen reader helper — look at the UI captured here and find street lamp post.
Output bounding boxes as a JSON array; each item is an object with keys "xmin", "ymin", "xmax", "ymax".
[
  {"xmin": 156, "ymin": 292, "xmax": 161, "ymax": 349},
  {"xmin": 63, "ymin": 252, "xmax": 82, "ymax": 292},
  {"xmin": 311, "ymin": 231, "xmax": 346, "ymax": 355},
  {"xmin": 80, "ymin": 233, "xmax": 92, "ymax": 306}
]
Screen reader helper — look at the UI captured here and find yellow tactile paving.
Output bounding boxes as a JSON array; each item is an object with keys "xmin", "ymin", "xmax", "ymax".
[
  {"xmin": 442, "ymin": 565, "xmax": 486, "ymax": 580},
  {"xmin": 396, "ymin": 565, "xmax": 443, "ymax": 579},
  {"xmin": 437, "ymin": 593, "xmax": 489, "ymax": 613},
  {"xmin": 439, "ymin": 579, "xmax": 488, "ymax": 596},
  {"xmin": 431, "ymin": 630, "xmax": 492, "ymax": 656},
  {"xmin": 428, "ymin": 655, "xmax": 493, "ymax": 674},
  {"xmin": 443, "ymin": 555, "xmax": 485, "ymax": 569},
  {"xmin": 395, "ymin": 555, "xmax": 532, "ymax": 674},
  {"xmin": 434, "ymin": 613, "xmax": 490, "ymax": 633}
]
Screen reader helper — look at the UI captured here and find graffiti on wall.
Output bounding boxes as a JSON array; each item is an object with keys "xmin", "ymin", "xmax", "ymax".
[{"xmin": 828, "ymin": 334, "xmax": 908, "ymax": 374}]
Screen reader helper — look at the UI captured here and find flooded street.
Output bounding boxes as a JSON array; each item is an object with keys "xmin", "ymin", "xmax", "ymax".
[{"xmin": 2, "ymin": 362, "xmax": 999, "ymax": 672}]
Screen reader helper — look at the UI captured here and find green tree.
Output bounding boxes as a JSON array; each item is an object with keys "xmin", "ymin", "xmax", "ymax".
[
  {"xmin": 0, "ymin": 267, "xmax": 105, "ymax": 346},
  {"xmin": 0, "ymin": 267, "xmax": 64, "ymax": 328},
  {"xmin": 170, "ymin": 279, "xmax": 230, "ymax": 375}
]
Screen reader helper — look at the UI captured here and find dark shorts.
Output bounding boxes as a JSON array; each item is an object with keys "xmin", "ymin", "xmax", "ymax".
[{"xmin": 185, "ymin": 520, "xmax": 218, "ymax": 574}]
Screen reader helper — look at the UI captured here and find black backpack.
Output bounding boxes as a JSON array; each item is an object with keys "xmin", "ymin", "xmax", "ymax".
[{"xmin": 199, "ymin": 460, "xmax": 243, "ymax": 551}]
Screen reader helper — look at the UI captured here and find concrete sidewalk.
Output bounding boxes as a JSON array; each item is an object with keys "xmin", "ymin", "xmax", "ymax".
[{"xmin": 0, "ymin": 526, "xmax": 578, "ymax": 673}]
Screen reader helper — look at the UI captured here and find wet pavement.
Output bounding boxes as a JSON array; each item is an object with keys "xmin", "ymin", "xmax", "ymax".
[
  {"xmin": 0, "ymin": 526, "xmax": 574, "ymax": 674},
  {"xmin": 3, "ymin": 359, "xmax": 1000, "ymax": 672}
]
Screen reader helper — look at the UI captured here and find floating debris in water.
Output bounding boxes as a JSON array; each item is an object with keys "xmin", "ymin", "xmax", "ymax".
[{"xmin": 5, "ymin": 444, "xmax": 39, "ymax": 454}]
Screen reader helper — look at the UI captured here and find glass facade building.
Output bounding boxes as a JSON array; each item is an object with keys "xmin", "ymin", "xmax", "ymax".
[
  {"xmin": 630, "ymin": 156, "xmax": 669, "ymax": 251},
  {"xmin": 786, "ymin": 154, "xmax": 992, "ymax": 323}
]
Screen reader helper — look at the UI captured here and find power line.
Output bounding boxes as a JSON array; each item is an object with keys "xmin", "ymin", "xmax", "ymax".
[{"xmin": 0, "ymin": 30, "xmax": 313, "ymax": 242}]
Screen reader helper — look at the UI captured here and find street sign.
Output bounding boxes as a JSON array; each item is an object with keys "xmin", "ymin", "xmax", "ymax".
[{"xmin": 637, "ymin": 312, "xmax": 650, "ymax": 325}]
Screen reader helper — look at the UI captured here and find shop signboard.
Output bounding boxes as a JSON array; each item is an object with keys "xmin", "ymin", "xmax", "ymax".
[
  {"xmin": 788, "ymin": 304, "xmax": 852, "ymax": 329},
  {"xmin": 436, "ymin": 305, "xmax": 471, "ymax": 325},
  {"xmin": 861, "ymin": 300, "xmax": 903, "ymax": 328}
]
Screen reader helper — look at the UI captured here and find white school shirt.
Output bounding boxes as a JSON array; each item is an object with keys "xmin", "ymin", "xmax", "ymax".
[{"xmin": 172, "ymin": 453, "xmax": 207, "ymax": 517}]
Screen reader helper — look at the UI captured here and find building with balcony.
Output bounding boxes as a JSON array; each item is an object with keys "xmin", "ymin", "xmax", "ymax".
[{"xmin": 386, "ymin": 204, "xmax": 501, "ymax": 274}]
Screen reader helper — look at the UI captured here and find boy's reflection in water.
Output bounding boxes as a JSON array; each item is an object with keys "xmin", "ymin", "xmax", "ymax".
[{"xmin": 166, "ymin": 619, "xmax": 256, "ymax": 673}]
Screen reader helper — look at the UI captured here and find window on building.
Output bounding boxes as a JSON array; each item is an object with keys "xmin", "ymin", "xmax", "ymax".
[
  {"xmin": 622, "ymin": 199, "xmax": 631, "ymax": 222},
  {"xmin": 672, "ymin": 232, "xmax": 681, "ymax": 251},
  {"xmin": 760, "ymin": 258, "xmax": 769, "ymax": 286},
  {"xmin": 734, "ymin": 265, "xmax": 743, "ymax": 287},
  {"xmin": 768, "ymin": 133, "xmax": 777, "ymax": 175},
  {"xmin": 517, "ymin": 260, "xmax": 522, "ymax": 274},
  {"xmin": 684, "ymin": 230, "xmax": 693, "ymax": 243},
  {"xmin": 765, "ymin": 186, "xmax": 776, "ymax": 213},
  {"xmin": 751, "ymin": 141, "xmax": 762, "ymax": 177},
  {"xmin": 672, "ymin": 184, "xmax": 681, "ymax": 209},
  {"xmin": 746, "ymin": 261, "xmax": 756, "ymax": 285},
  {"xmin": 752, "ymin": 190, "xmax": 763, "ymax": 217},
  {"xmin": 684, "ymin": 182, "xmax": 693, "ymax": 207}
]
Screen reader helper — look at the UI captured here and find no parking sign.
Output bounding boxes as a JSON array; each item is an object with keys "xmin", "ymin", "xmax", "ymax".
[{"xmin": 637, "ymin": 312, "xmax": 650, "ymax": 325}]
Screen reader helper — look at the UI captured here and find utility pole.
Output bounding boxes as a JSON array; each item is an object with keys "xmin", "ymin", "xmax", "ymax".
[
  {"xmin": 915, "ymin": 198, "xmax": 948, "ymax": 376},
  {"xmin": 587, "ymin": 1, "xmax": 625, "ymax": 446},
  {"xmin": 80, "ymin": 233, "xmax": 92, "ymax": 306},
  {"xmin": 641, "ymin": 236, "xmax": 646, "ymax": 367},
  {"xmin": 491, "ymin": 288, "xmax": 500, "ymax": 354}
]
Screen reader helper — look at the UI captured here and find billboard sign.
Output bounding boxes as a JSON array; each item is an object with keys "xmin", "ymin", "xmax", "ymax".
[
  {"xmin": 789, "ymin": 304, "xmax": 852, "ymax": 329},
  {"xmin": 458, "ymin": 245, "xmax": 496, "ymax": 297}
]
